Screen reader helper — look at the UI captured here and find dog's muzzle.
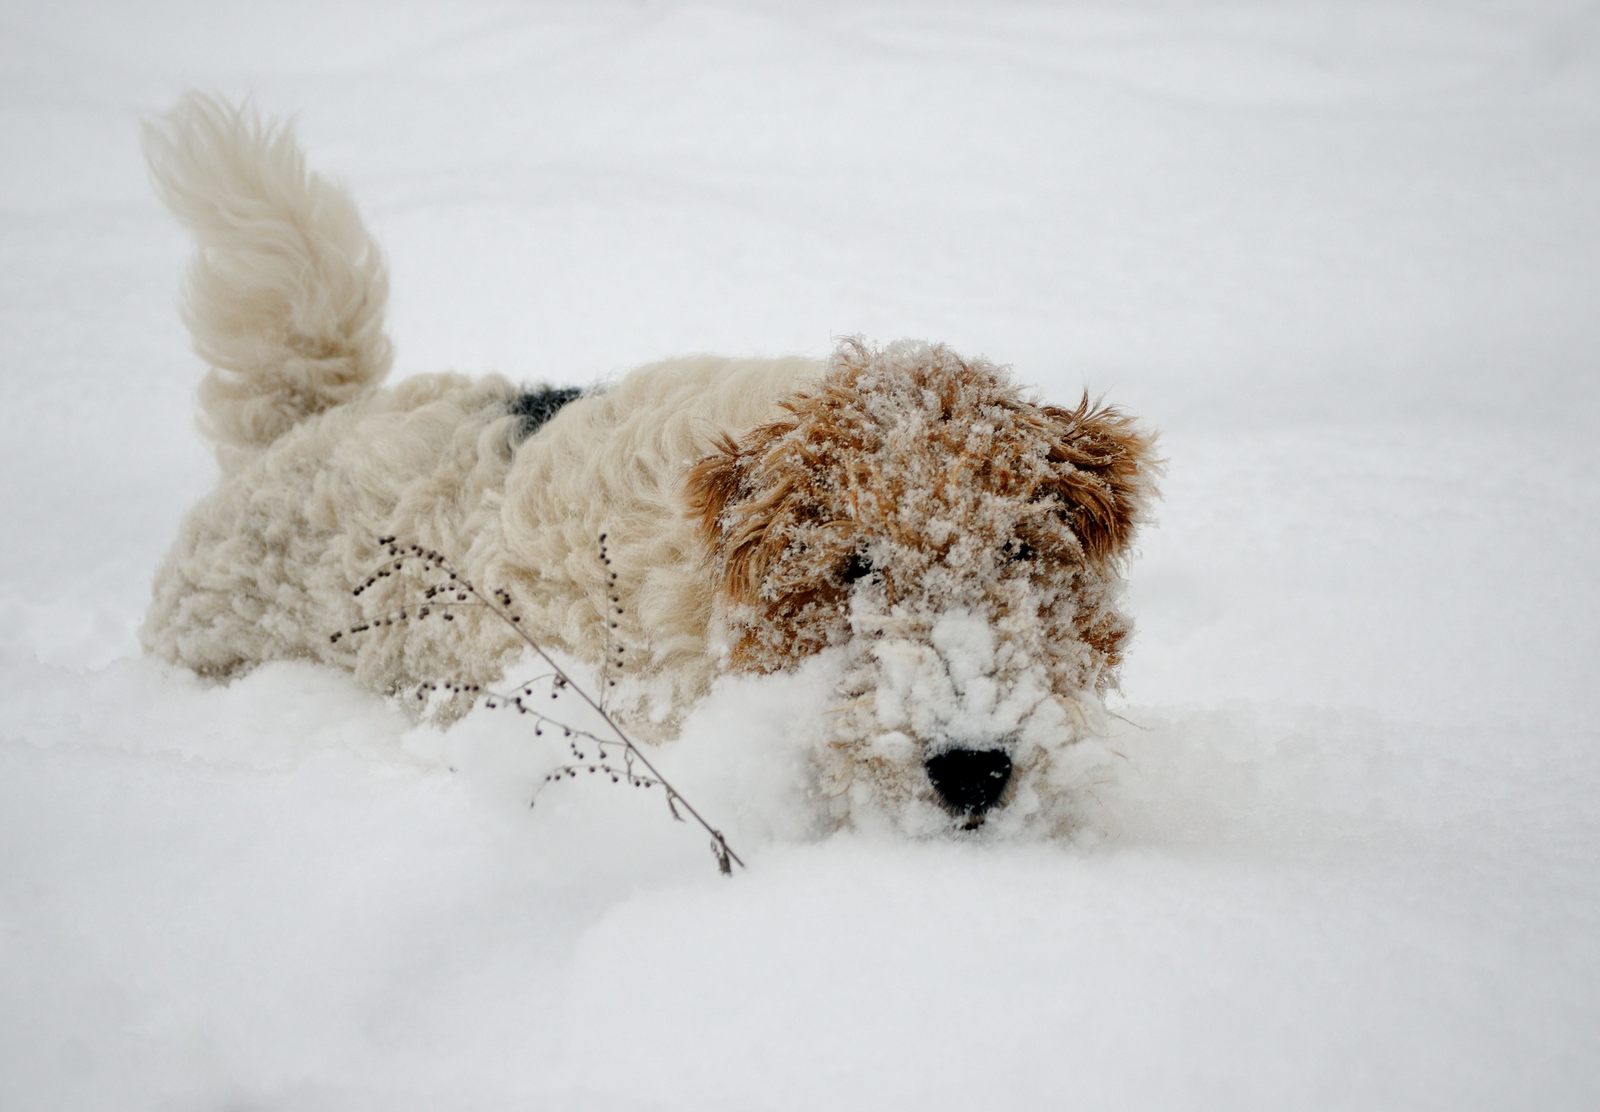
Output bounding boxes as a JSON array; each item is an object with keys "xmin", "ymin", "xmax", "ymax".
[{"xmin": 925, "ymin": 747, "xmax": 1012, "ymax": 823}]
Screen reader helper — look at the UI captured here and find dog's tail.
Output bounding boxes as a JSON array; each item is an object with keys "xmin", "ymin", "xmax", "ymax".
[{"xmin": 143, "ymin": 93, "xmax": 392, "ymax": 457}]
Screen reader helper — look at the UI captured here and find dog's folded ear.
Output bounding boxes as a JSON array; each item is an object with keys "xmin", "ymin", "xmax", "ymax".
[
  {"xmin": 683, "ymin": 427, "xmax": 781, "ymax": 603},
  {"xmin": 685, "ymin": 432, "xmax": 744, "ymax": 545},
  {"xmin": 1039, "ymin": 395, "xmax": 1160, "ymax": 567},
  {"xmin": 684, "ymin": 413, "xmax": 822, "ymax": 606}
]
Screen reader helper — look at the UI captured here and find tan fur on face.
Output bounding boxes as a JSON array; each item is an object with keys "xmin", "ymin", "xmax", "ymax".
[{"xmin": 686, "ymin": 339, "xmax": 1158, "ymax": 691}]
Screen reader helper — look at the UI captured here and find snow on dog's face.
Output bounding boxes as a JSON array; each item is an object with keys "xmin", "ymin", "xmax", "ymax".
[{"xmin": 687, "ymin": 340, "xmax": 1158, "ymax": 835}]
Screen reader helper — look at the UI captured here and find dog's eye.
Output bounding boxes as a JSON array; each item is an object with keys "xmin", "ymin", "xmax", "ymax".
[
  {"xmin": 1004, "ymin": 540, "xmax": 1036, "ymax": 564},
  {"xmin": 842, "ymin": 551, "xmax": 874, "ymax": 583}
]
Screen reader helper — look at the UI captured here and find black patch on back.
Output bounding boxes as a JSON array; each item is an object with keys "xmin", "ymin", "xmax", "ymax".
[{"xmin": 509, "ymin": 385, "xmax": 584, "ymax": 442}]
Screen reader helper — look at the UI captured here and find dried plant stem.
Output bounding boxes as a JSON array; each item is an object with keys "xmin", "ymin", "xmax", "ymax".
[
  {"xmin": 359, "ymin": 537, "xmax": 744, "ymax": 875},
  {"xmin": 458, "ymin": 577, "xmax": 743, "ymax": 874}
]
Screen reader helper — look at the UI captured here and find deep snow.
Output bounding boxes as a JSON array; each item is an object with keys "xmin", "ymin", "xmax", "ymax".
[{"xmin": 2, "ymin": 1, "xmax": 1598, "ymax": 1109}]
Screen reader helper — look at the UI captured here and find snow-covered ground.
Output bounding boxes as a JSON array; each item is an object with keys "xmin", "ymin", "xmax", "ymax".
[{"xmin": 3, "ymin": 1, "xmax": 1598, "ymax": 1107}]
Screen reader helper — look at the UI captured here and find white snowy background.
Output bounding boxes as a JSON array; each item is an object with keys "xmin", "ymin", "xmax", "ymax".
[{"xmin": 3, "ymin": 1, "xmax": 1598, "ymax": 1108}]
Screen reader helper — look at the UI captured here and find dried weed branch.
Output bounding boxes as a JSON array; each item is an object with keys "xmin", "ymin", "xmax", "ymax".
[{"xmin": 336, "ymin": 535, "xmax": 745, "ymax": 875}]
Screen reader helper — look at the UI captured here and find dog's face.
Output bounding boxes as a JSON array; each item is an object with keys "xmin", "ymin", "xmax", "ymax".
[{"xmin": 687, "ymin": 340, "xmax": 1157, "ymax": 835}]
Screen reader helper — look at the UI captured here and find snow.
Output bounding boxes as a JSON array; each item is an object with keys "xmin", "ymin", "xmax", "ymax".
[{"xmin": 2, "ymin": 0, "xmax": 1598, "ymax": 1108}]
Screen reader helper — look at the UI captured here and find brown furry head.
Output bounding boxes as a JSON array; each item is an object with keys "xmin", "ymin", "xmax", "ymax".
[
  {"xmin": 686, "ymin": 338, "xmax": 1157, "ymax": 675},
  {"xmin": 685, "ymin": 339, "xmax": 1158, "ymax": 834}
]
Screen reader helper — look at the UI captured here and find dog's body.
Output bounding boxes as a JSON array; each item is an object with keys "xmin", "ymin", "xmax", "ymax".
[{"xmin": 144, "ymin": 95, "xmax": 1157, "ymax": 835}]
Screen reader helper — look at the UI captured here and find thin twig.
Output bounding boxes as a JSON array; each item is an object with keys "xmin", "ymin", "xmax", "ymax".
[{"xmin": 351, "ymin": 536, "xmax": 744, "ymax": 875}]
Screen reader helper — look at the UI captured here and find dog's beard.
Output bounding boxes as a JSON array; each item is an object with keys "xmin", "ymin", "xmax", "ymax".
[{"xmin": 814, "ymin": 585, "xmax": 1115, "ymax": 837}]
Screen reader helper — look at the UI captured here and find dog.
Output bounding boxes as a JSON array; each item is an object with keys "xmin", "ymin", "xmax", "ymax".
[{"xmin": 141, "ymin": 94, "xmax": 1158, "ymax": 836}]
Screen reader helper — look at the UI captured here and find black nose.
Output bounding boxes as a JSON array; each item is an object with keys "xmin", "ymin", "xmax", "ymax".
[{"xmin": 925, "ymin": 747, "xmax": 1012, "ymax": 817}]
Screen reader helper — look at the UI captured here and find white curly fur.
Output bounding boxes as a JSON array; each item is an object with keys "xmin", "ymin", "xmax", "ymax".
[
  {"xmin": 143, "ymin": 94, "xmax": 1157, "ymax": 835},
  {"xmin": 142, "ymin": 94, "xmax": 392, "ymax": 465}
]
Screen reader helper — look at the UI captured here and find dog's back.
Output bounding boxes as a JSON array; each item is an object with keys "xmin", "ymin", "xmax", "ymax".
[
  {"xmin": 144, "ymin": 94, "xmax": 392, "ymax": 465},
  {"xmin": 140, "ymin": 95, "xmax": 823, "ymax": 714}
]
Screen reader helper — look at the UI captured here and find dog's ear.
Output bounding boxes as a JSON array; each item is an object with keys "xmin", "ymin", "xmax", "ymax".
[
  {"xmin": 684, "ymin": 426, "xmax": 783, "ymax": 604},
  {"xmin": 1039, "ymin": 395, "xmax": 1159, "ymax": 567},
  {"xmin": 685, "ymin": 415, "xmax": 812, "ymax": 605},
  {"xmin": 684, "ymin": 432, "xmax": 745, "ymax": 550}
]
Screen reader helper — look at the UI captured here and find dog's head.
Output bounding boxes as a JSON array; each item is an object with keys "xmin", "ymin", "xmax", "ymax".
[{"xmin": 686, "ymin": 339, "xmax": 1157, "ymax": 835}]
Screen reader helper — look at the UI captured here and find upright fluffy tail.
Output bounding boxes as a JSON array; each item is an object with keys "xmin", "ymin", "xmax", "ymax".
[{"xmin": 143, "ymin": 93, "xmax": 392, "ymax": 458}]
